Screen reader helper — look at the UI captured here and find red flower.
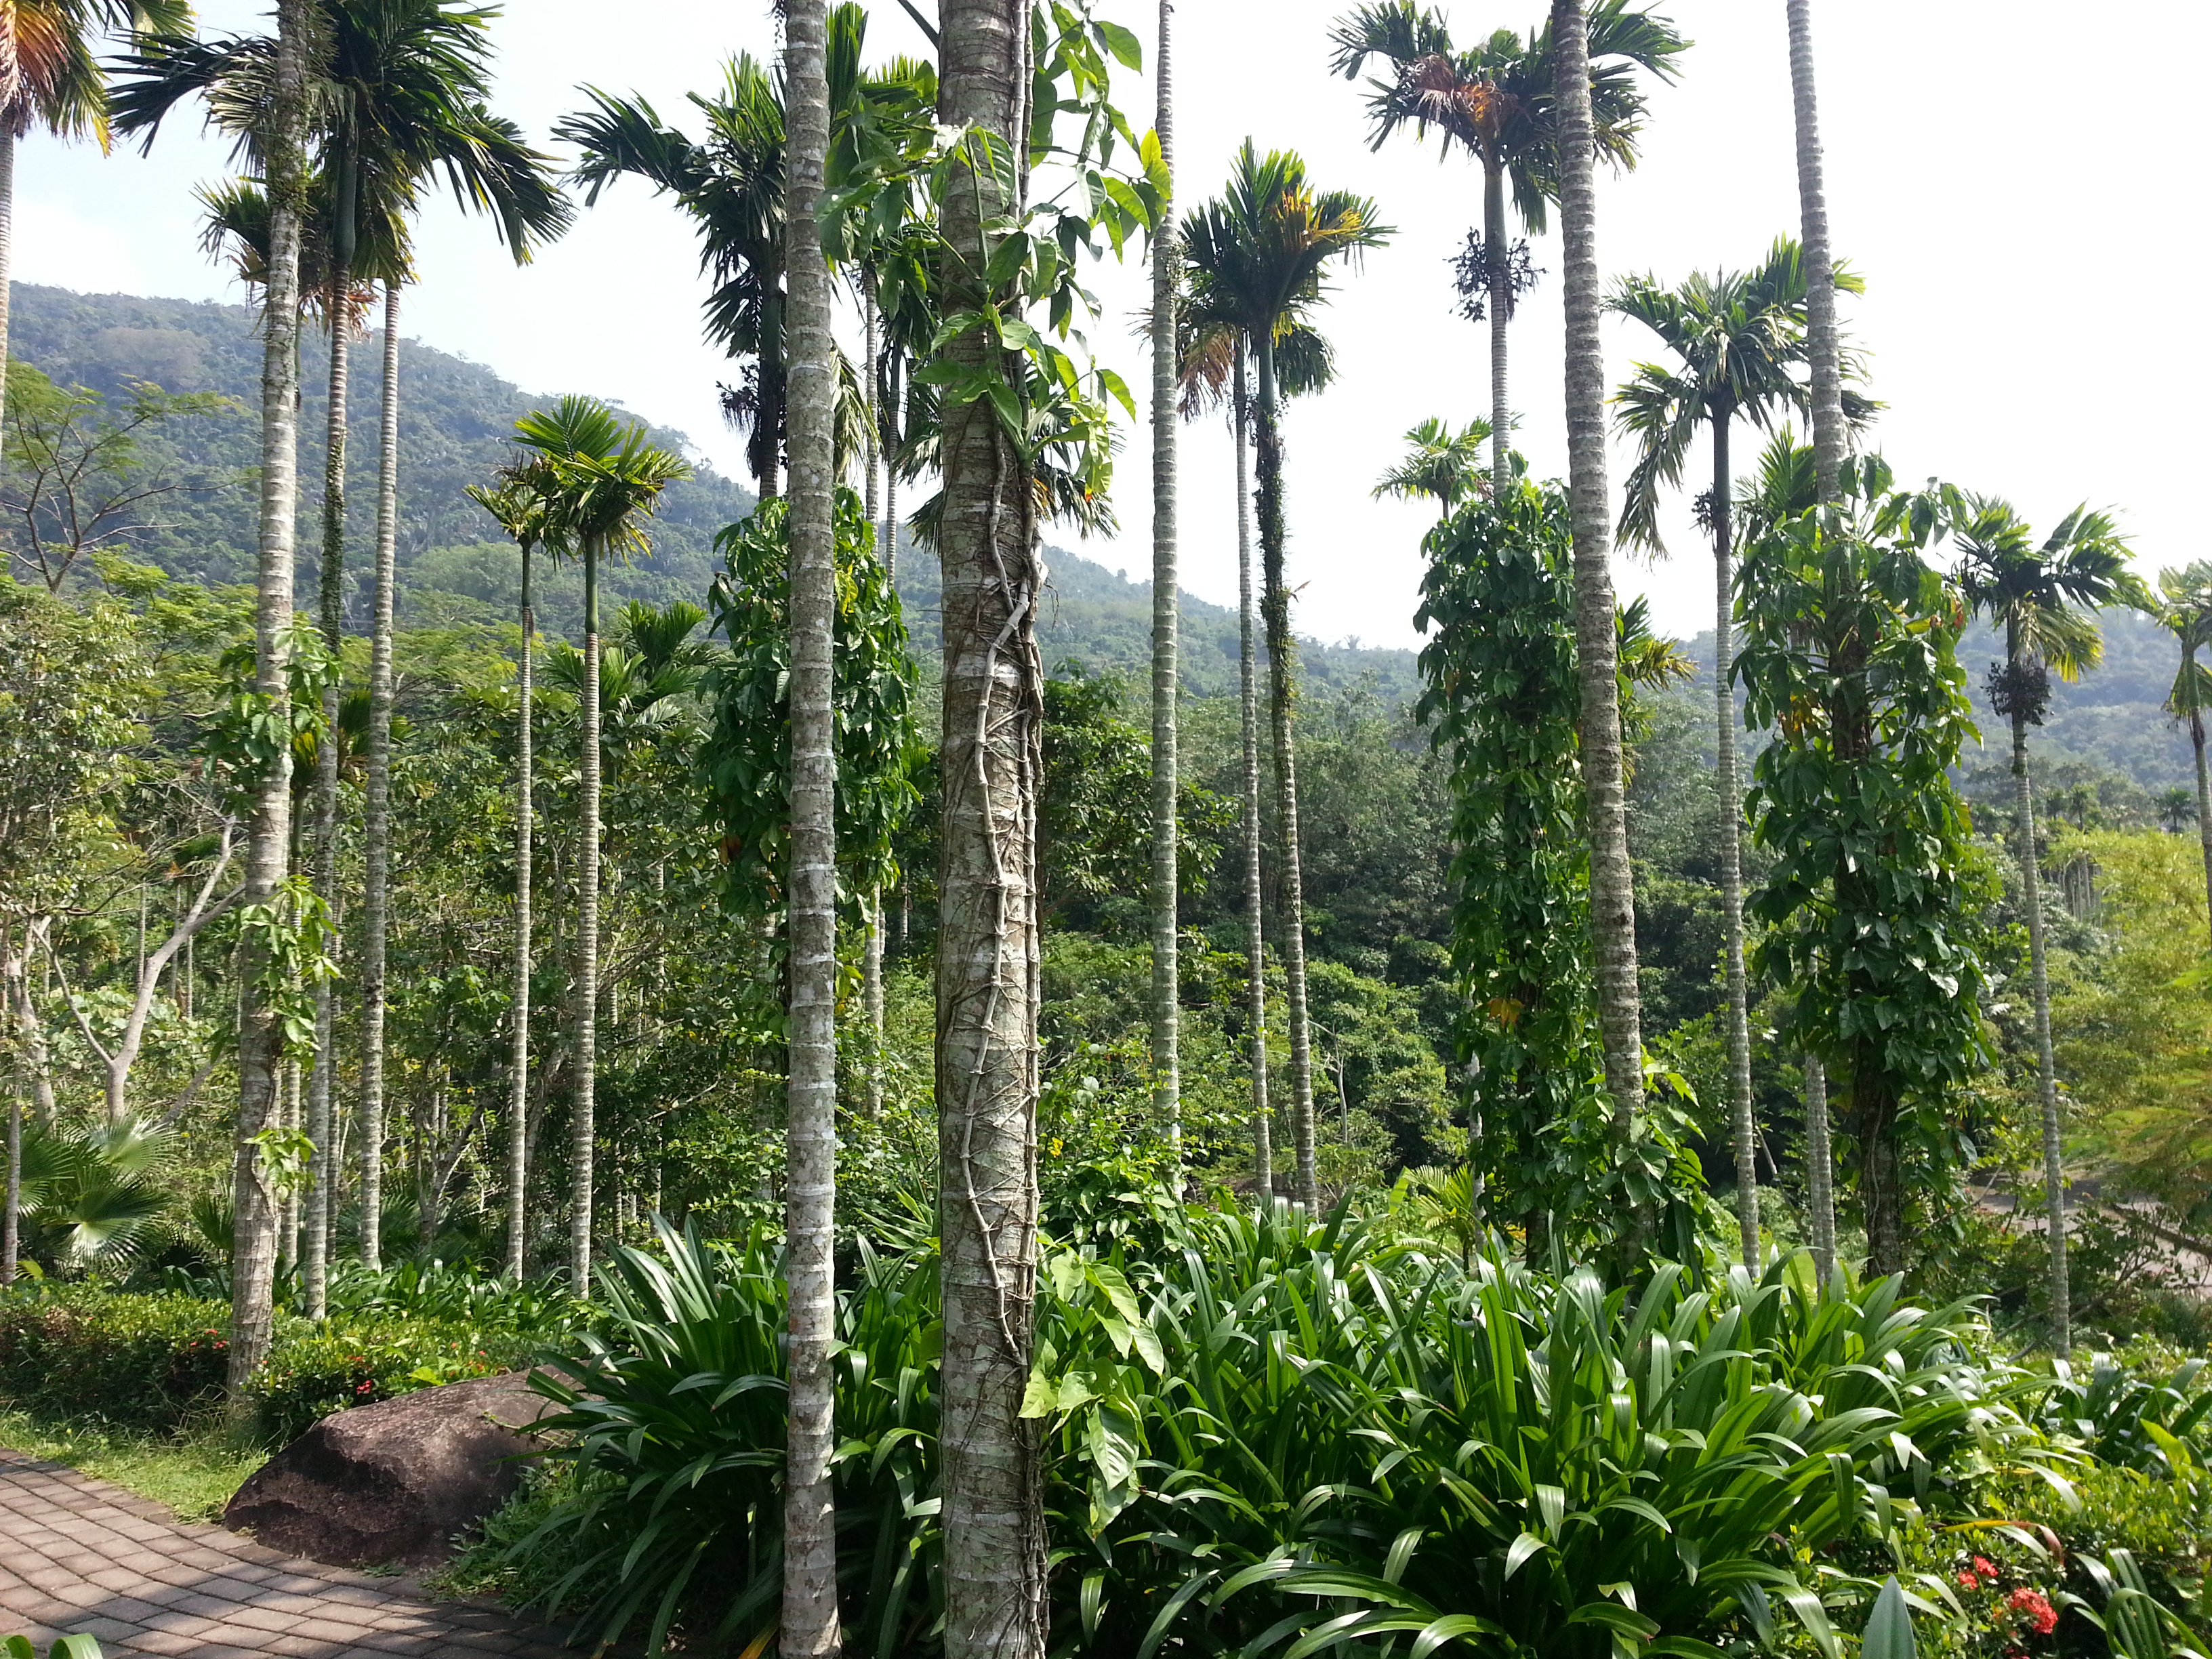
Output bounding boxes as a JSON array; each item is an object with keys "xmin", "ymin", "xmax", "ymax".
[
  {"xmin": 1973, "ymin": 1557, "xmax": 1999, "ymax": 1581},
  {"xmin": 2006, "ymin": 1588, "xmax": 2057, "ymax": 1635},
  {"xmin": 1959, "ymin": 1571, "xmax": 1983, "ymax": 1589}
]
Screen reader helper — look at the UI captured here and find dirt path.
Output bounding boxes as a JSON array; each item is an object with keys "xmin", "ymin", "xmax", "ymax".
[{"xmin": 0, "ymin": 1447, "xmax": 575, "ymax": 1658}]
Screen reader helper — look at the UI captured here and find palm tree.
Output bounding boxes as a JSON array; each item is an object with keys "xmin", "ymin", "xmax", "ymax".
[
  {"xmin": 1178, "ymin": 293, "xmax": 1334, "ymax": 1201},
  {"xmin": 225, "ymin": 0, "xmax": 310, "ymax": 1425},
  {"xmin": 1328, "ymin": 0, "xmax": 1683, "ymax": 489},
  {"xmin": 1608, "ymin": 237, "xmax": 1863, "ymax": 1269},
  {"xmin": 465, "ymin": 474, "xmax": 554, "ymax": 1282},
  {"xmin": 2156, "ymin": 562, "xmax": 2212, "ymax": 943},
  {"xmin": 0, "ymin": 0, "xmax": 187, "ymax": 431},
  {"xmin": 510, "ymin": 397, "xmax": 687, "ymax": 1296},
  {"xmin": 115, "ymin": 0, "xmax": 571, "ymax": 1284},
  {"xmin": 1783, "ymin": 0, "xmax": 1844, "ymax": 501},
  {"xmin": 1372, "ymin": 416, "xmax": 1492, "ymax": 518},
  {"xmin": 1183, "ymin": 142, "xmax": 1387, "ymax": 1210},
  {"xmin": 1147, "ymin": 0, "xmax": 1181, "ymax": 1152},
  {"xmin": 1953, "ymin": 494, "xmax": 2137, "ymax": 1355},
  {"xmin": 1549, "ymin": 0, "xmax": 1645, "ymax": 1145},
  {"xmin": 780, "ymin": 0, "xmax": 839, "ymax": 1640}
]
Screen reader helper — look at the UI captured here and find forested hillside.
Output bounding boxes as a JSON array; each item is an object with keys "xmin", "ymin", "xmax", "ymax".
[{"xmin": 13, "ymin": 283, "xmax": 1415, "ymax": 697}]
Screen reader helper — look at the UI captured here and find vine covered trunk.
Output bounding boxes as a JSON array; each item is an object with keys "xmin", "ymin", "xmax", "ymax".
[
  {"xmin": 2013, "ymin": 695, "xmax": 2070, "ymax": 1352},
  {"xmin": 1254, "ymin": 336, "xmax": 1317, "ymax": 1210},
  {"xmin": 1551, "ymin": 0, "xmax": 1645, "ymax": 1138},
  {"xmin": 229, "ymin": 0, "xmax": 311, "ymax": 1416},
  {"xmin": 780, "ymin": 0, "xmax": 842, "ymax": 1643},
  {"xmin": 1235, "ymin": 349, "xmax": 1270, "ymax": 1197},
  {"xmin": 936, "ymin": 0, "xmax": 1048, "ymax": 1649}
]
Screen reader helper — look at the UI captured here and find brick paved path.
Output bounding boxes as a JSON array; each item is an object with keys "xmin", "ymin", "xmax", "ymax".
[{"xmin": 0, "ymin": 1448, "xmax": 578, "ymax": 1658}]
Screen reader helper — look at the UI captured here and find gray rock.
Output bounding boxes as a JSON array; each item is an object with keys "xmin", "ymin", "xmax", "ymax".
[{"xmin": 224, "ymin": 1372, "xmax": 560, "ymax": 1567}]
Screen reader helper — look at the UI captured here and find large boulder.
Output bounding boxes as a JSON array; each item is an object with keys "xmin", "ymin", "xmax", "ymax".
[{"xmin": 224, "ymin": 1372, "xmax": 561, "ymax": 1567}]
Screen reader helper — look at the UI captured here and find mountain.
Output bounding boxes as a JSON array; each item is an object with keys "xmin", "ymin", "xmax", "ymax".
[{"xmin": 11, "ymin": 283, "xmax": 1418, "ymax": 703}]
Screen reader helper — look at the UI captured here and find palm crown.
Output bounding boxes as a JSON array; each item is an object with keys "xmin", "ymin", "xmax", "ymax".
[
  {"xmin": 3, "ymin": 0, "xmax": 186, "ymax": 143},
  {"xmin": 1949, "ymin": 492, "xmax": 2142, "ymax": 701},
  {"xmin": 1610, "ymin": 237, "xmax": 1867, "ymax": 553},
  {"xmin": 510, "ymin": 395, "xmax": 689, "ymax": 562},
  {"xmin": 1372, "ymin": 417, "xmax": 1496, "ymax": 518}
]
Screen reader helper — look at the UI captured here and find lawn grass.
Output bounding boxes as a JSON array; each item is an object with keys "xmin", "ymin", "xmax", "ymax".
[{"xmin": 0, "ymin": 1408, "xmax": 266, "ymax": 1522}]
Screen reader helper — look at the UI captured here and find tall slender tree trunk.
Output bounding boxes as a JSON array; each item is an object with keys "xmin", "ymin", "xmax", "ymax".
[
  {"xmin": 781, "ymin": 0, "xmax": 841, "ymax": 1643},
  {"xmin": 1712, "ymin": 410, "xmax": 1757, "ymax": 1269},
  {"xmin": 0, "ymin": 129, "xmax": 15, "ymax": 437},
  {"xmin": 1483, "ymin": 157, "xmax": 1509, "ymax": 491},
  {"xmin": 2188, "ymin": 649, "xmax": 2212, "ymax": 949},
  {"xmin": 1786, "ymin": 0, "xmax": 1845, "ymax": 501},
  {"xmin": 359, "ymin": 283, "xmax": 403, "ymax": 1269},
  {"xmin": 306, "ymin": 258, "xmax": 352, "ymax": 1322},
  {"xmin": 2013, "ymin": 693, "xmax": 2069, "ymax": 1352},
  {"xmin": 861, "ymin": 276, "xmax": 886, "ymax": 1120},
  {"xmin": 2, "ymin": 924, "xmax": 21, "ymax": 1288},
  {"xmin": 1235, "ymin": 350, "xmax": 1271, "ymax": 1199},
  {"xmin": 1254, "ymin": 337, "xmax": 1317, "ymax": 1210},
  {"xmin": 937, "ymin": 0, "xmax": 1048, "ymax": 1650},
  {"xmin": 1552, "ymin": 0, "xmax": 1645, "ymax": 1139},
  {"xmin": 571, "ymin": 542, "xmax": 602, "ymax": 1295},
  {"xmin": 505, "ymin": 541, "xmax": 535, "ymax": 1281},
  {"xmin": 1803, "ymin": 1048, "xmax": 1833, "ymax": 1281},
  {"xmin": 229, "ymin": 0, "xmax": 310, "ymax": 1418},
  {"xmin": 1147, "ymin": 0, "xmax": 1180, "ymax": 1157}
]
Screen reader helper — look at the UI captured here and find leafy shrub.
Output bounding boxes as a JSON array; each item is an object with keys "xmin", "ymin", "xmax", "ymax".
[
  {"xmin": 0, "ymin": 1287, "xmax": 231, "ymax": 1430},
  {"xmin": 0, "ymin": 1281, "xmax": 548, "ymax": 1443}
]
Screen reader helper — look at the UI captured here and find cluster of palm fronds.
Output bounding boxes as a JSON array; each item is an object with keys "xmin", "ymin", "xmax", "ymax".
[
  {"xmin": 495, "ymin": 1205, "xmax": 2073, "ymax": 1658},
  {"xmin": 12, "ymin": 1118, "xmax": 185, "ymax": 1272}
]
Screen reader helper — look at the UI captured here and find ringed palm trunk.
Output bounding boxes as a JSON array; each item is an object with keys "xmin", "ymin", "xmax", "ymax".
[
  {"xmin": 781, "ymin": 0, "xmax": 841, "ymax": 1643},
  {"xmin": 1482, "ymin": 155, "xmax": 1509, "ymax": 492},
  {"xmin": 1786, "ymin": 0, "xmax": 1845, "ymax": 500},
  {"xmin": 937, "ymin": 0, "xmax": 1049, "ymax": 1650},
  {"xmin": 1235, "ymin": 350, "xmax": 1271, "ymax": 1198},
  {"xmin": 1254, "ymin": 334, "xmax": 1317, "ymax": 1210},
  {"xmin": 2012, "ymin": 678, "xmax": 2070, "ymax": 1352},
  {"xmin": 1552, "ymin": 0, "xmax": 1645, "ymax": 1139},
  {"xmin": 505, "ymin": 541, "xmax": 535, "ymax": 1281},
  {"xmin": 0, "ymin": 129, "xmax": 14, "ymax": 435},
  {"xmin": 1803, "ymin": 1048, "xmax": 1834, "ymax": 1281},
  {"xmin": 1711, "ymin": 409, "xmax": 1757, "ymax": 1269},
  {"xmin": 359, "ymin": 283, "xmax": 403, "ymax": 1269},
  {"xmin": 571, "ymin": 544, "xmax": 602, "ymax": 1295},
  {"xmin": 229, "ymin": 0, "xmax": 311, "ymax": 1417},
  {"xmin": 305, "ymin": 251, "xmax": 352, "ymax": 1321},
  {"xmin": 1147, "ymin": 0, "xmax": 1180, "ymax": 1154},
  {"xmin": 2188, "ymin": 647, "xmax": 2212, "ymax": 949},
  {"xmin": 861, "ymin": 278, "xmax": 885, "ymax": 1120}
]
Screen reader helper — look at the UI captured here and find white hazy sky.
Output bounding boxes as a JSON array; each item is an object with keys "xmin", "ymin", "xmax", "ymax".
[{"xmin": 22, "ymin": 1, "xmax": 2209, "ymax": 649}]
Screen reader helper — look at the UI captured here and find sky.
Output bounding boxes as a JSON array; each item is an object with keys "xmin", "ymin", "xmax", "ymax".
[{"xmin": 20, "ymin": 1, "xmax": 2210, "ymax": 650}]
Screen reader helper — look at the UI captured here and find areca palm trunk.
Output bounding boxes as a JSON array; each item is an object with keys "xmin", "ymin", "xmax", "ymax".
[
  {"xmin": 780, "ymin": 0, "xmax": 841, "ymax": 1643},
  {"xmin": 571, "ymin": 541, "xmax": 602, "ymax": 1294},
  {"xmin": 1147, "ymin": 0, "xmax": 1180, "ymax": 1155},
  {"xmin": 1786, "ymin": 0, "xmax": 1845, "ymax": 500},
  {"xmin": 861, "ymin": 279, "xmax": 885, "ymax": 1120},
  {"xmin": 1803, "ymin": 1048, "xmax": 1833, "ymax": 1280},
  {"xmin": 504, "ymin": 540, "xmax": 535, "ymax": 1281},
  {"xmin": 229, "ymin": 0, "xmax": 310, "ymax": 1418},
  {"xmin": 1482, "ymin": 157, "xmax": 1509, "ymax": 491},
  {"xmin": 2188, "ymin": 647, "xmax": 2212, "ymax": 949},
  {"xmin": 937, "ymin": 0, "xmax": 1049, "ymax": 1650},
  {"xmin": 2011, "ymin": 657, "xmax": 2069, "ymax": 1353},
  {"xmin": 1552, "ymin": 0, "xmax": 1645, "ymax": 1139},
  {"xmin": 0, "ymin": 130, "xmax": 14, "ymax": 433},
  {"xmin": 1711, "ymin": 409, "xmax": 1757, "ymax": 1269},
  {"xmin": 305, "ymin": 249, "xmax": 353, "ymax": 1322},
  {"xmin": 1235, "ymin": 349, "xmax": 1271, "ymax": 1199},
  {"xmin": 359, "ymin": 283, "xmax": 403, "ymax": 1269},
  {"xmin": 1254, "ymin": 335, "xmax": 1317, "ymax": 1210}
]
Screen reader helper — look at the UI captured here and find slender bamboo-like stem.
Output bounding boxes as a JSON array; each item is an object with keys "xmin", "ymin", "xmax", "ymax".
[
  {"xmin": 2013, "ymin": 687, "xmax": 2069, "ymax": 1354},
  {"xmin": 2188, "ymin": 649, "xmax": 2212, "ymax": 949},
  {"xmin": 1713, "ymin": 411, "xmax": 1757, "ymax": 1270},
  {"xmin": 1786, "ymin": 0, "xmax": 1845, "ymax": 501},
  {"xmin": 1803, "ymin": 1048, "xmax": 1834, "ymax": 1282},
  {"xmin": 1483, "ymin": 157, "xmax": 1509, "ymax": 491},
  {"xmin": 571, "ymin": 539, "xmax": 601, "ymax": 1294},
  {"xmin": 861, "ymin": 277, "xmax": 885, "ymax": 1120}
]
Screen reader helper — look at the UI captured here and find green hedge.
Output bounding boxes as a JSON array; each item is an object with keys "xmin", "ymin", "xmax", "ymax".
[{"xmin": 0, "ymin": 1286, "xmax": 540, "ymax": 1443}]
